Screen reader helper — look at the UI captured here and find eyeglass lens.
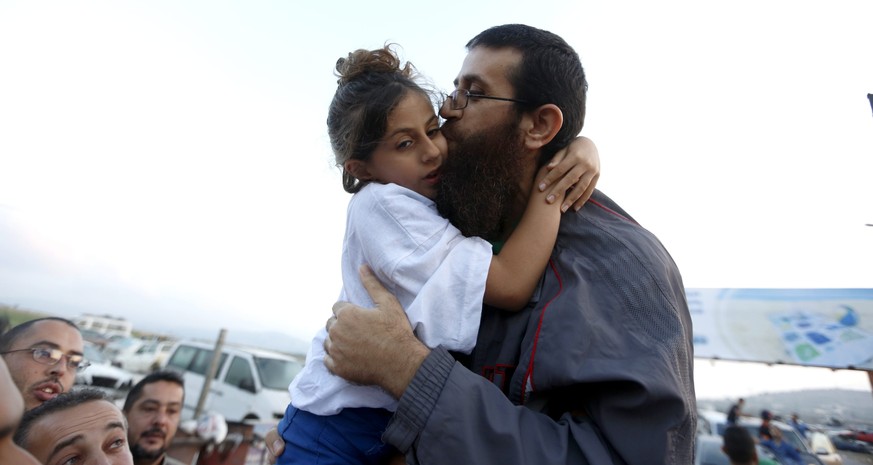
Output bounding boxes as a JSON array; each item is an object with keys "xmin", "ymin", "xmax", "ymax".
[
  {"xmin": 450, "ymin": 90, "xmax": 467, "ymax": 110},
  {"xmin": 33, "ymin": 348, "xmax": 87, "ymax": 370}
]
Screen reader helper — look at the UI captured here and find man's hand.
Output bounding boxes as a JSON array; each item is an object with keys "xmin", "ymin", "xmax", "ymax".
[
  {"xmin": 264, "ymin": 427, "xmax": 284, "ymax": 464},
  {"xmin": 324, "ymin": 265, "xmax": 430, "ymax": 398}
]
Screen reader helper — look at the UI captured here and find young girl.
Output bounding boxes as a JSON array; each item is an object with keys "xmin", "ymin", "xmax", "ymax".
[{"xmin": 278, "ymin": 45, "xmax": 600, "ymax": 465}]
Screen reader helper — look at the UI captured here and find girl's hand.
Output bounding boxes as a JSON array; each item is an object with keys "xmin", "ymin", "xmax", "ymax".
[{"xmin": 537, "ymin": 136, "xmax": 600, "ymax": 212}]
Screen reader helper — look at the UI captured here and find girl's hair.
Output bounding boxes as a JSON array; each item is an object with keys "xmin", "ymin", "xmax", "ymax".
[{"xmin": 328, "ymin": 44, "xmax": 434, "ymax": 193}]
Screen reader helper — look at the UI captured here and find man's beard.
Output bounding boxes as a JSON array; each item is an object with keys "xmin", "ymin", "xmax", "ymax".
[
  {"xmin": 130, "ymin": 442, "xmax": 166, "ymax": 461},
  {"xmin": 436, "ymin": 119, "xmax": 526, "ymax": 241}
]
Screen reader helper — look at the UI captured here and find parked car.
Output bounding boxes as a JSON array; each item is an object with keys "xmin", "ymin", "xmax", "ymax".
[
  {"xmin": 115, "ymin": 340, "xmax": 174, "ymax": 374},
  {"xmin": 828, "ymin": 431, "xmax": 873, "ymax": 454},
  {"xmin": 695, "ymin": 433, "xmax": 784, "ymax": 465},
  {"xmin": 809, "ymin": 431, "xmax": 842, "ymax": 465},
  {"xmin": 102, "ymin": 336, "xmax": 145, "ymax": 366},
  {"xmin": 76, "ymin": 341, "xmax": 135, "ymax": 391},
  {"xmin": 697, "ymin": 410, "xmax": 824, "ymax": 465},
  {"xmin": 163, "ymin": 340, "xmax": 303, "ymax": 424}
]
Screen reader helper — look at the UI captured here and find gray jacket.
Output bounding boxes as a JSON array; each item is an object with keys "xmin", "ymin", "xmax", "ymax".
[{"xmin": 383, "ymin": 190, "xmax": 697, "ymax": 464}]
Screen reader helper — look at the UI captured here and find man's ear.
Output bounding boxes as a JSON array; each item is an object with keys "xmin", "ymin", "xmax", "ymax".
[
  {"xmin": 520, "ymin": 103, "xmax": 563, "ymax": 150},
  {"xmin": 344, "ymin": 159, "xmax": 374, "ymax": 181}
]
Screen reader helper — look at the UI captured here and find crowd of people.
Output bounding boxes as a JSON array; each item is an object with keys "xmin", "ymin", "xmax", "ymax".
[
  {"xmin": 1, "ymin": 316, "xmax": 185, "ymax": 465},
  {"xmin": 1, "ymin": 23, "xmax": 698, "ymax": 465},
  {"xmin": 721, "ymin": 397, "xmax": 816, "ymax": 465}
]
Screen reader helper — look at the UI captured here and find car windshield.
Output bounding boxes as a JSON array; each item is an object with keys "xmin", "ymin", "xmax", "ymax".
[
  {"xmin": 83, "ymin": 344, "xmax": 107, "ymax": 364},
  {"xmin": 777, "ymin": 428, "xmax": 806, "ymax": 452},
  {"xmin": 737, "ymin": 424, "xmax": 808, "ymax": 453},
  {"xmin": 254, "ymin": 356, "xmax": 302, "ymax": 390}
]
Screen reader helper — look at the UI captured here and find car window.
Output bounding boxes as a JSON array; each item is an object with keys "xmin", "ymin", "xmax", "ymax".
[
  {"xmin": 778, "ymin": 428, "xmax": 806, "ymax": 452},
  {"xmin": 254, "ymin": 356, "xmax": 302, "ymax": 390},
  {"xmin": 697, "ymin": 416, "xmax": 712, "ymax": 435},
  {"xmin": 225, "ymin": 356, "xmax": 256, "ymax": 392},
  {"xmin": 189, "ymin": 349, "xmax": 227, "ymax": 379},
  {"xmin": 167, "ymin": 345, "xmax": 197, "ymax": 371},
  {"xmin": 83, "ymin": 344, "xmax": 106, "ymax": 364}
]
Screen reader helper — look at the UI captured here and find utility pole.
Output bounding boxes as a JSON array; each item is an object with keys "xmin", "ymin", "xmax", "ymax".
[{"xmin": 194, "ymin": 328, "xmax": 227, "ymax": 420}]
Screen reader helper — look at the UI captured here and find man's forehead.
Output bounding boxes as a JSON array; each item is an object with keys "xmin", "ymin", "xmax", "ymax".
[
  {"xmin": 138, "ymin": 381, "xmax": 184, "ymax": 404},
  {"xmin": 33, "ymin": 400, "xmax": 125, "ymax": 443},
  {"xmin": 455, "ymin": 46, "xmax": 521, "ymax": 92},
  {"xmin": 17, "ymin": 321, "xmax": 83, "ymax": 352}
]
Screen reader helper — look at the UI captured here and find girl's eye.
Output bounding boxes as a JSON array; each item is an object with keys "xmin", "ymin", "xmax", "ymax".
[
  {"xmin": 397, "ymin": 140, "xmax": 413, "ymax": 149},
  {"xmin": 427, "ymin": 127, "xmax": 440, "ymax": 138}
]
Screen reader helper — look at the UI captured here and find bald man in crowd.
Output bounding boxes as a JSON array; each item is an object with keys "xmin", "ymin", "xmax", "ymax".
[{"xmin": 0, "ymin": 317, "xmax": 85, "ymax": 410}]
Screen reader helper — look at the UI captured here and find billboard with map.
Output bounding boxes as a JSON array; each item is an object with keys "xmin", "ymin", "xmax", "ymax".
[{"xmin": 688, "ymin": 288, "xmax": 873, "ymax": 370}]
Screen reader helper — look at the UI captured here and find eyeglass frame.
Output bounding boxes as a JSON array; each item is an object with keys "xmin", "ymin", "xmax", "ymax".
[
  {"xmin": 1, "ymin": 347, "xmax": 91, "ymax": 372},
  {"xmin": 444, "ymin": 89, "xmax": 530, "ymax": 111}
]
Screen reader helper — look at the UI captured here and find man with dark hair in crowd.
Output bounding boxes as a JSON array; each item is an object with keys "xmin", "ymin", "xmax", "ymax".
[
  {"xmin": 759, "ymin": 410, "xmax": 774, "ymax": 439},
  {"xmin": 759, "ymin": 424, "xmax": 803, "ymax": 465},
  {"xmin": 0, "ymin": 316, "xmax": 85, "ymax": 410},
  {"xmin": 123, "ymin": 370, "xmax": 186, "ymax": 465},
  {"xmin": 722, "ymin": 425, "xmax": 757, "ymax": 465},
  {"xmin": 13, "ymin": 387, "xmax": 133, "ymax": 464},
  {"xmin": 727, "ymin": 397, "xmax": 744, "ymax": 425}
]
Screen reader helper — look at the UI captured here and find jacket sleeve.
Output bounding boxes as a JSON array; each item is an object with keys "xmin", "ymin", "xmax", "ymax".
[{"xmin": 383, "ymin": 348, "xmax": 611, "ymax": 465}]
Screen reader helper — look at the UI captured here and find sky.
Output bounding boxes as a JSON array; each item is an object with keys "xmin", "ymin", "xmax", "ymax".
[{"xmin": 0, "ymin": 1, "xmax": 871, "ymax": 399}]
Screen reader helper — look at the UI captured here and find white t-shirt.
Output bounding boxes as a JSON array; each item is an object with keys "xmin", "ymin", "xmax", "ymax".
[{"xmin": 289, "ymin": 182, "xmax": 493, "ymax": 415}]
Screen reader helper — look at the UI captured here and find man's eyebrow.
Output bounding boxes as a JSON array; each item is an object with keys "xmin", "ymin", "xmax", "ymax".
[
  {"xmin": 28, "ymin": 341, "xmax": 83, "ymax": 356},
  {"xmin": 455, "ymin": 74, "xmax": 486, "ymax": 90},
  {"xmin": 107, "ymin": 421, "xmax": 125, "ymax": 432},
  {"xmin": 28, "ymin": 341, "xmax": 60, "ymax": 349},
  {"xmin": 48, "ymin": 434, "xmax": 84, "ymax": 461},
  {"xmin": 46, "ymin": 421, "xmax": 126, "ymax": 460}
]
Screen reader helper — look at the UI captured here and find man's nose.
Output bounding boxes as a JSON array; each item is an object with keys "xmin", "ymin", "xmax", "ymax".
[
  {"xmin": 153, "ymin": 409, "xmax": 170, "ymax": 426},
  {"xmin": 49, "ymin": 358, "xmax": 70, "ymax": 376},
  {"xmin": 439, "ymin": 98, "xmax": 462, "ymax": 120}
]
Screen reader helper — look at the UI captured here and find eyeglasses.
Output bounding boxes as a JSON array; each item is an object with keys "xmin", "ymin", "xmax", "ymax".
[
  {"xmin": 1, "ymin": 347, "xmax": 91, "ymax": 372},
  {"xmin": 444, "ymin": 89, "xmax": 529, "ymax": 111}
]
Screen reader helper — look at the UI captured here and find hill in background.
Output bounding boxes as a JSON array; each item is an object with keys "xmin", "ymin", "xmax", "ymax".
[{"xmin": 699, "ymin": 388, "xmax": 873, "ymax": 430}]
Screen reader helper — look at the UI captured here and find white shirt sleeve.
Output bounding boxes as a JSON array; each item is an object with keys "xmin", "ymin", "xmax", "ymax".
[
  {"xmin": 344, "ymin": 183, "xmax": 492, "ymax": 353},
  {"xmin": 290, "ymin": 183, "xmax": 494, "ymax": 415}
]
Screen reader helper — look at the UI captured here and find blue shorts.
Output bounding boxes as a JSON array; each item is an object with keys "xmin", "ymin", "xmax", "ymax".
[{"xmin": 276, "ymin": 403, "xmax": 396, "ymax": 465}]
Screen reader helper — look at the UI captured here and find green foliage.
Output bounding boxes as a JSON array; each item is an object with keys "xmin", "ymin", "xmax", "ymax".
[{"xmin": 0, "ymin": 303, "xmax": 52, "ymax": 334}]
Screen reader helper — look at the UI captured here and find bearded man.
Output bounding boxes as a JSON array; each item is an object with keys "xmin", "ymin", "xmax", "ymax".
[
  {"xmin": 122, "ymin": 371, "xmax": 186, "ymax": 465},
  {"xmin": 321, "ymin": 24, "xmax": 697, "ymax": 465}
]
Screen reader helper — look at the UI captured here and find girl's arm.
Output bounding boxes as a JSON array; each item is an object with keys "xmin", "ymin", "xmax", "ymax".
[
  {"xmin": 539, "ymin": 136, "xmax": 600, "ymax": 212},
  {"xmin": 483, "ymin": 137, "xmax": 600, "ymax": 310}
]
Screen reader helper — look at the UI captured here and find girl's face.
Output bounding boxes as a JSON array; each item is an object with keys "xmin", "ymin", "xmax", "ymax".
[{"xmin": 346, "ymin": 92, "xmax": 447, "ymax": 199}]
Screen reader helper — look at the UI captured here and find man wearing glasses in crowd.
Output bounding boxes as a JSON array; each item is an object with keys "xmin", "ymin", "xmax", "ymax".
[{"xmin": 0, "ymin": 317, "xmax": 87, "ymax": 411}]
